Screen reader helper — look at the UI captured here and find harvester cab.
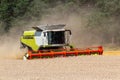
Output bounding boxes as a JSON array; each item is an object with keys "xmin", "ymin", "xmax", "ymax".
[
  {"xmin": 20, "ymin": 24, "xmax": 103, "ymax": 60},
  {"xmin": 20, "ymin": 24, "xmax": 72, "ymax": 51}
]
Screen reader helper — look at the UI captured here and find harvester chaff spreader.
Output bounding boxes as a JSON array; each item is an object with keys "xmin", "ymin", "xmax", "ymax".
[{"xmin": 20, "ymin": 24, "xmax": 103, "ymax": 60}]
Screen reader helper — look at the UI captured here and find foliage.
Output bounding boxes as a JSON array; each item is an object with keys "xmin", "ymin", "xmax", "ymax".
[
  {"xmin": 0, "ymin": 0, "xmax": 120, "ymax": 45},
  {"xmin": 0, "ymin": 0, "xmax": 32, "ymax": 32},
  {"xmin": 86, "ymin": 0, "xmax": 120, "ymax": 45}
]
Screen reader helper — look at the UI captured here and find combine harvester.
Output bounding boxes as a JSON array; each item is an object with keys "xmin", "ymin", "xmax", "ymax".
[{"xmin": 20, "ymin": 24, "xmax": 103, "ymax": 60}]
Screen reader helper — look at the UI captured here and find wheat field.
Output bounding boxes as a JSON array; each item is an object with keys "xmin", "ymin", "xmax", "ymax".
[{"xmin": 0, "ymin": 51, "xmax": 120, "ymax": 80}]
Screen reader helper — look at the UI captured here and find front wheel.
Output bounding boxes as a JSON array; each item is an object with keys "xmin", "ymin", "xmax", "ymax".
[{"xmin": 23, "ymin": 53, "xmax": 29, "ymax": 60}]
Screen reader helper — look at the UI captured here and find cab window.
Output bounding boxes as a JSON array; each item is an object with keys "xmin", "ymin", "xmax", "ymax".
[{"xmin": 35, "ymin": 31, "xmax": 41, "ymax": 36}]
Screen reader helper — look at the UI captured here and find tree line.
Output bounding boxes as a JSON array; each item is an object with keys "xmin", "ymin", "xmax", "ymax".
[{"xmin": 0, "ymin": 0, "xmax": 120, "ymax": 45}]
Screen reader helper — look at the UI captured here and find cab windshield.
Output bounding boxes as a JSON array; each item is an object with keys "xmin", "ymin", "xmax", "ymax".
[{"xmin": 47, "ymin": 31, "xmax": 65, "ymax": 44}]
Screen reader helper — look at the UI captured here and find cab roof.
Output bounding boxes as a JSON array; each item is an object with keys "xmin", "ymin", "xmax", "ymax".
[{"xmin": 32, "ymin": 24, "xmax": 65, "ymax": 31}]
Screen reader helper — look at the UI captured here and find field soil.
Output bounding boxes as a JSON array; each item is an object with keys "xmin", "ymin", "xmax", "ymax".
[{"xmin": 0, "ymin": 51, "xmax": 120, "ymax": 80}]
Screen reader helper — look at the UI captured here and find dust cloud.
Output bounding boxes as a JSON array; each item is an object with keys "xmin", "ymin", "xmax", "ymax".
[
  {"xmin": 0, "ymin": 34, "xmax": 25, "ymax": 59},
  {"xmin": 39, "ymin": 5, "xmax": 99, "ymax": 47},
  {"xmin": 0, "ymin": 4, "xmax": 100, "ymax": 59},
  {"xmin": 0, "ymin": 26, "xmax": 29, "ymax": 59}
]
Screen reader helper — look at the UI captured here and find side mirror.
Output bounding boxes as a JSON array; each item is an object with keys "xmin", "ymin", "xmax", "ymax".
[
  {"xmin": 69, "ymin": 30, "xmax": 72, "ymax": 35},
  {"xmin": 65, "ymin": 30, "xmax": 72, "ymax": 35},
  {"xmin": 44, "ymin": 32, "xmax": 46, "ymax": 37}
]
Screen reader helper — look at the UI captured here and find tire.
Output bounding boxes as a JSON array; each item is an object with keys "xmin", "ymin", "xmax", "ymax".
[{"xmin": 23, "ymin": 53, "xmax": 29, "ymax": 60}]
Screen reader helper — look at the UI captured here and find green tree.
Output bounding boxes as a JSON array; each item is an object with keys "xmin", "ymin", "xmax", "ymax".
[
  {"xmin": 0, "ymin": 0, "xmax": 32, "ymax": 32},
  {"xmin": 0, "ymin": 0, "xmax": 14, "ymax": 31}
]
